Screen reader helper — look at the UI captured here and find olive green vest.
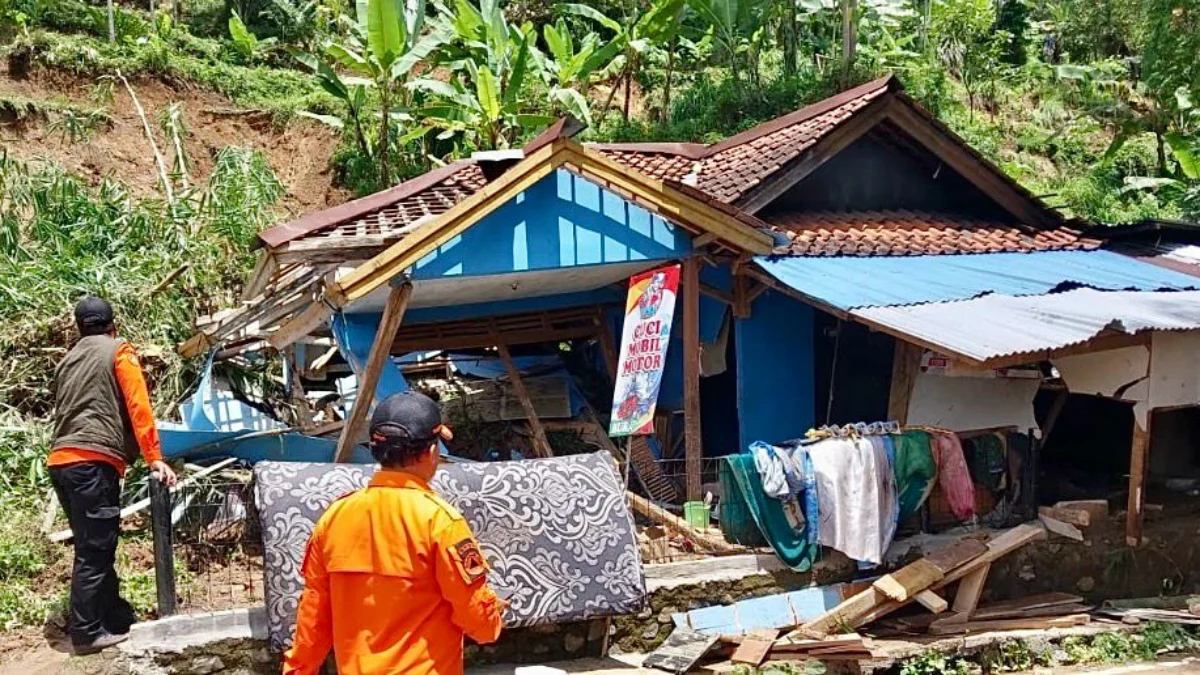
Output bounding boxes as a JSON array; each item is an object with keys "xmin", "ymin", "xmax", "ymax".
[{"xmin": 51, "ymin": 335, "xmax": 141, "ymax": 465}]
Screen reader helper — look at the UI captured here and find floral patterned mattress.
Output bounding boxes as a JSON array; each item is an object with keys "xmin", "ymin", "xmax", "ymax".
[{"xmin": 253, "ymin": 454, "xmax": 647, "ymax": 650}]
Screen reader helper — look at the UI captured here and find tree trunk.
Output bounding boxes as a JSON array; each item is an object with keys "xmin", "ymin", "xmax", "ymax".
[
  {"xmin": 623, "ymin": 65, "xmax": 633, "ymax": 124},
  {"xmin": 783, "ymin": 0, "xmax": 798, "ymax": 77},
  {"xmin": 600, "ymin": 64, "xmax": 625, "ymax": 121},
  {"xmin": 841, "ymin": 0, "xmax": 857, "ymax": 84},
  {"xmin": 107, "ymin": 0, "xmax": 116, "ymax": 42},
  {"xmin": 378, "ymin": 87, "xmax": 391, "ymax": 188},
  {"xmin": 1156, "ymin": 131, "xmax": 1168, "ymax": 176},
  {"xmin": 663, "ymin": 38, "xmax": 675, "ymax": 123}
]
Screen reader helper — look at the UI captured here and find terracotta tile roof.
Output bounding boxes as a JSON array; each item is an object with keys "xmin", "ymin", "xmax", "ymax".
[
  {"xmin": 304, "ymin": 163, "xmax": 486, "ymax": 242},
  {"xmin": 259, "ymin": 161, "xmax": 485, "ymax": 248},
  {"xmin": 769, "ymin": 211, "xmax": 1100, "ymax": 257},
  {"xmin": 592, "ymin": 75, "xmax": 895, "ymax": 203}
]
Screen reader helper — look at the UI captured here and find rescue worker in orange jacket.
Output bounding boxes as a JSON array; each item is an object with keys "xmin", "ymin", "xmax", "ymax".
[
  {"xmin": 48, "ymin": 296, "xmax": 179, "ymax": 655},
  {"xmin": 283, "ymin": 391, "xmax": 505, "ymax": 675}
]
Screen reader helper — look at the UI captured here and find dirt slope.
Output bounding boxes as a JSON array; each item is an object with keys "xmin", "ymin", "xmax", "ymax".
[{"xmin": 0, "ymin": 65, "xmax": 349, "ymax": 216}]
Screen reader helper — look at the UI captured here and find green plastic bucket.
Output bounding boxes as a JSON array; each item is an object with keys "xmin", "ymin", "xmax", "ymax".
[{"xmin": 684, "ymin": 501, "xmax": 711, "ymax": 529}]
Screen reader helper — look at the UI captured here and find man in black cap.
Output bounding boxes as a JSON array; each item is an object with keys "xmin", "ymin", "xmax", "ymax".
[
  {"xmin": 284, "ymin": 391, "xmax": 504, "ymax": 675},
  {"xmin": 48, "ymin": 296, "xmax": 177, "ymax": 654}
]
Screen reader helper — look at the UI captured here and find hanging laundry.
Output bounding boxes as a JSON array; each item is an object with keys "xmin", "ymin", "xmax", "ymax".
[
  {"xmin": 966, "ymin": 433, "xmax": 1008, "ymax": 492},
  {"xmin": 806, "ymin": 437, "xmax": 893, "ymax": 565},
  {"xmin": 892, "ymin": 431, "xmax": 938, "ymax": 522},
  {"xmin": 868, "ymin": 436, "xmax": 900, "ymax": 562},
  {"xmin": 722, "ymin": 454, "xmax": 818, "ymax": 571},
  {"xmin": 749, "ymin": 441, "xmax": 790, "ymax": 499},
  {"xmin": 931, "ymin": 433, "xmax": 976, "ymax": 521}
]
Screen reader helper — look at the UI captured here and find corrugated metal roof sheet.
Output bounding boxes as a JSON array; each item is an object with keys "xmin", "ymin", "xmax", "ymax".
[
  {"xmin": 754, "ymin": 250, "xmax": 1200, "ymax": 310},
  {"xmin": 852, "ymin": 289, "xmax": 1200, "ymax": 363}
]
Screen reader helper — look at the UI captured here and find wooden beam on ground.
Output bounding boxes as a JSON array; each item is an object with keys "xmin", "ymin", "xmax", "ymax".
[
  {"xmin": 915, "ymin": 590, "xmax": 949, "ymax": 614},
  {"xmin": 887, "ymin": 340, "xmax": 923, "ymax": 424},
  {"xmin": 496, "ymin": 340, "xmax": 554, "ymax": 459},
  {"xmin": 1039, "ymin": 505, "xmax": 1091, "ymax": 527},
  {"xmin": 1126, "ymin": 412, "xmax": 1153, "ymax": 546},
  {"xmin": 626, "ymin": 491, "xmax": 738, "ymax": 554},
  {"xmin": 873, "ymin": 559, "xmax": 944, "ymax": 602},
  {"xmin": 682, "ymin": 256, "xmax": 703, "ymax": 501},
  {"xmin": 333, "ymin": 283, "xmax": 412, "ymax": 463}
]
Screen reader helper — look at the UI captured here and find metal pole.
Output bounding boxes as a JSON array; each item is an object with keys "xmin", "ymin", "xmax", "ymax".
[{"xmin": 150, "ymin": 478, "xmax": 177, "ymax": 617}]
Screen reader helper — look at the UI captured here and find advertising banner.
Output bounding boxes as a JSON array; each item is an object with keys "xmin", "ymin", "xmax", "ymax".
[{"xmin": 609, "ymin": 264, "xmax": 680, "ymax": 437}]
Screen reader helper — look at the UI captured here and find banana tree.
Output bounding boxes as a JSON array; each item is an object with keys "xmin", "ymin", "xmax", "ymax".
[
  {"xmin": 1120, "ymin": 132, "xmax": 1200, "ymax": 219},
  {"xmin": 295, "ymin": 0, "xmax": 445, "ymax": 186},
  {"xmin": 413, "ymin": 0, "xmax": 555, "ymax": 149},
  {"xmin": 563, "ymin": 0, "xmax": 686, "ymax": 123},
  {"xmin": 537, "ymin": 17, "xmax": 623, "ymax": 126},
  {"xmin": 688, "ymin": 0, "xmax": 764, "ymax": 85}
]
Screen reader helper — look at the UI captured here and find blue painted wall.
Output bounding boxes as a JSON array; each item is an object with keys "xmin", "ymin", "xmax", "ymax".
[
  {"xmin": 735, "ymin": 289, "xmax": 816, "ymax": 451},
  {"xmin": 410, "ymin": 169, "xmax": 691, "ymax": 279}
]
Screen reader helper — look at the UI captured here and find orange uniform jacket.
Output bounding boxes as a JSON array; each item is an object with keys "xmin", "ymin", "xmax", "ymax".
[
  {"xmin": 283, "ymin": 470, "xmax": 505, "ymax": 675},
  {"xmin": 47, "ymin": 341, "xmax": 163, "ymax": 475}
]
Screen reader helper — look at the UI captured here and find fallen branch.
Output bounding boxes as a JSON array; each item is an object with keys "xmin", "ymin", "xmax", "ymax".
[
  {"xmin": 49, "ymin": 457, "xmax": 238, "ymax": 543},
  {"xmin": 117, "ymin": 70, "xmax": 173, "ymax": 204},
  {"xmin": 150, "ymin": 263, "xmax": 189, "ymax": 297}
]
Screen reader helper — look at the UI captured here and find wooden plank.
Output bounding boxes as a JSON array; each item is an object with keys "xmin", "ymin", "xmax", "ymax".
[
  {"xmin": 269, "ymin": 299, "xmax": 334, "ymax": 351},
  {"xmin": 626, "ymin": 492, "xmax": 738, "ymax": 553},
  {"xmin": 730, "ymin": 638, "xmax": 773, "ymax": 666},
  {"xmin": 887, "ymin": 340, "xmax": 923, "ymax": 425},
  {"xmin": 1040, "ymin": 514, "xmax": 1084, "ymax": 541},
  {"xmin": 1055, "ymin": 500, "xmax": 1109, "ymax": 523},
  {"xmin": 682, "ymin": 256, "xmax": 703, "ymax": 502},
  {"xmin": 496, "ymin": 340, "xmax": 554, "ymax": 458},
  {"xmin": 928, "ymin": 614, "xmax": 1091, "ymax": 636},
  {"xmin": 240, "ymin": 251, "xmax": 280, "ymax": 302},
  {"xmin": 924, "ymin": 538, "xmax": 989, "ymax": 574},
  {"xmin": 971, "ymin": 593, "xmax": 1084, "ymax": 619},
  {"xmin": 915, "ymin": 590, "xmax": 949, "ymax": 614},
  {"xmin": 333, "ymin": 283, "xmax": 412, "ymax": 463},
  {"xmin": 852, "ymin": 523, "xmax": 1047, "ymax": 629},
  {"xmin": 1039, "ymin": 506, "xmax": 1091, "ymax": 527},
  {"xmin": 1126, "ymin": 412, "xmax": 1152, "ymax": 547},
  {"xmin": 699, "ymin": 282, "xmax": 734, "ymax": 306},
  {"xmin": 873, "ymin": 559, "xmax": 944, "ymax": 602},
  {"xmin": 971, "ymin": 603, "xmax": 1092, "ymax": 621},
  {"xmin": 951, "ymin": 563, "xmax": 991, "ymax": 617}
]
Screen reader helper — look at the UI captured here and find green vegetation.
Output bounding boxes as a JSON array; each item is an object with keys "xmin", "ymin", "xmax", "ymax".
[{"xmin": 894, "ymin": 623, "xmax": 1200, "ymax": 674}]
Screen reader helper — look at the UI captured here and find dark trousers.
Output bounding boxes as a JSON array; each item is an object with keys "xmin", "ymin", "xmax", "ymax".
[{"xmin": 49, "ymin": 461, "xmax": 137, "ymax": 645}]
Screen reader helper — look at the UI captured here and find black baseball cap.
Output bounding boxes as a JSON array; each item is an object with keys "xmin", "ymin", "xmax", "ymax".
[
  {"xmin": 74, "ymin": 296, "xmax": 114, "ymax": 331},
  {"xmin": 370, "ymin": 391, "xmax": 452, "ymax": 446}
]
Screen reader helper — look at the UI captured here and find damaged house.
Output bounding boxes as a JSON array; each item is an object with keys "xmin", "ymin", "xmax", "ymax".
[{"xmin": 170, "ymin": 75, "xmax": 1200, "ymax": 657}]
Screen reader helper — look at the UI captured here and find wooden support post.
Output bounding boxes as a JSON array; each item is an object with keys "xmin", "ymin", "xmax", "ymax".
[
  {"xmin": 951, "ymin": 563, "xmax": 991, "ymax": 618},
  {"xmin": 497, "ymin": 340, "xmax": 554, "ymax": 458},
  {"xmin": 682, "ymin": 256, "xmax": 703, "ymax": 501},
  {"xmin": 732, "ymin": 273, "xmax": 751, "ymax": 319},
  {"xmin": 149, "ymin": 478, "xmax": 177, "ymax": 617},
  {"xmin": 887, "ymin": 341, "xmax": 923, "ymax": 425},
  {"xmin": 598, "ymin": 314, "xmax": 619, "ymax": 381},
  {"xmin": 1126, "ymin": 412, "xmax": 1153, "ymax": 547},
  {"xmin": 334, "ymin": 282, "xmax": 412, "ymax": 463}
]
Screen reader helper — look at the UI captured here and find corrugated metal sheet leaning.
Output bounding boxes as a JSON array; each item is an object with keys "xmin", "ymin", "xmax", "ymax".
[
  {"xmin": 753, "ymin": 249, "xmax": 1200, "ymax": 311},
  {"xmin": 852, "ymin": 288, "xmax": 1200, "ymax": 363}
]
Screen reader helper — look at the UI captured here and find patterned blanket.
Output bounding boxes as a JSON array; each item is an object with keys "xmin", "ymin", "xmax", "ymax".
[{"xmin": 253, "ymin": 454, "xmax": 647, "ymax": 650}]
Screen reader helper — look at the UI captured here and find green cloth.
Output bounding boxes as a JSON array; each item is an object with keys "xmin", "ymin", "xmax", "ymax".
[
  {"xmin": 718, "ymin": 459, "xmax": 767, "ymax": 547},
  {"xmin": 721, "ymin": 454, "xmax": 818, "ymax": 571},
  {"xmin": 968, "ymin": 433, "xmax": 1007, "ymax": 491},
  {"xmin": 893, "ymin": 431, "xmax": 938, "ymax": 522}
]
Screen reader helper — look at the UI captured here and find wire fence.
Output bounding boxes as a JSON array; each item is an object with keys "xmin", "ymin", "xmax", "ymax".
[{"xmin": 161, "ymin": 470, "xmax": 265, "ymax": 615}]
